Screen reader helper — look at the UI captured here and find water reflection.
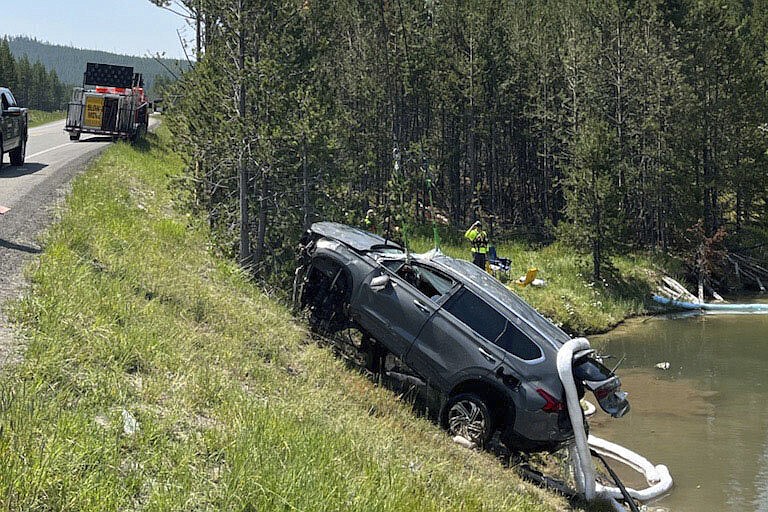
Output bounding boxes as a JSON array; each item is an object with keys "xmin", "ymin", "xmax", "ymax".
[{"xmin": 590, "ymin": 309, "xmax": 768, "ymax": 512}]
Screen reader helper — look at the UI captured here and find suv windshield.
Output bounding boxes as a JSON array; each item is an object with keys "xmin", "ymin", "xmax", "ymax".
[{"xmin": 433, "ymin": 255, "xmax": 570, "ymax": 346}]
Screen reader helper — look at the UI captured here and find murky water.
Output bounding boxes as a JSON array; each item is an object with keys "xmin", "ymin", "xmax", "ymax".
[{"xmin": 589, "ymin": 302, "xmax": 768, "ymax": 511}]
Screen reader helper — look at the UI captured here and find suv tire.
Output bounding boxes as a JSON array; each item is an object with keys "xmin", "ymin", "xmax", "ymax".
[
  {"xmin": 9, "ymin": 134, "xmax": 25, "ymax": 166},
  {"xmin": 444, "ymin": 393, "xmax": 494, "ymax": 446},
  {"xmin": 301, "ymin": 262, "xmax": 350, "ymax": 334}
]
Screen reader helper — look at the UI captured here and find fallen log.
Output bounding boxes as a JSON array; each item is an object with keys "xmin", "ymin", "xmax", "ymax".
[
  {"xmin": 731, "ymin": 253, "xmax": 768, "ymax": 279},
  {"xmin": 727, "ymin": 254, "xmax": 767, "ymax": 292},
  {"xmin": 660, "ymin": 276, "xmax": 700, "ymax": 303}
]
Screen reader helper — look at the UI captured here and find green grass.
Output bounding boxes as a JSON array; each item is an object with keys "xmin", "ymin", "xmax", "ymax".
[
  {"xmin": 408, "ymin": 237, "xmax": 665, "ymax": 335},
  {"xmin": 27, "ymin": 109, "xmax": 66, "ymax": 128},
  {"xmin": 0, "ymin": 128, "xmax": 568, "ymax": 511}
]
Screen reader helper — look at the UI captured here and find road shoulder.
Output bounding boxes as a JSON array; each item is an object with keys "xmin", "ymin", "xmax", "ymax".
[{"xmin": 0, "ymin": 150, "xmax": 107, "ymax": 370}]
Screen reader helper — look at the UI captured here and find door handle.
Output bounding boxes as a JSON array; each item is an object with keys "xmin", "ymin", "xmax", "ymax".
[
  {"xmin": 478, "ymin": 346, "xmax": 496, "ymax": 363},
  {"xmin": 413, "ymin": 300, "xmax": 431, "ymax": 314}
]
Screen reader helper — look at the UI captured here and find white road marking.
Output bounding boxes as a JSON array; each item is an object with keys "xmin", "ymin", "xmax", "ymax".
[{"xmin": 27, "ymin": 142, "xmax": 75, "ymax": 159}]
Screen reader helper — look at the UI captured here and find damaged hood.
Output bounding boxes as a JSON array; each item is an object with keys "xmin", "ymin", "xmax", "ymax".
[{"xmin": 310, "ymin": 222, "xmax": 404, "ymax": 252}]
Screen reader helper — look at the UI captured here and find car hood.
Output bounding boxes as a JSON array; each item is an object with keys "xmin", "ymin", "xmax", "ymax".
[{"xmin": 310, "ymin": 222, "xmax": 403, "ymax": 252}]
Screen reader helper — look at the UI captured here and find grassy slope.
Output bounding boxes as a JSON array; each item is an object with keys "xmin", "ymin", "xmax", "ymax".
[
  {"xmin": 408, "ymin": 238, "xmax": 664, "ymax": 335},
  {"xmin": 0, "ymin": 129, "xmax": 568, "ymax": 511},
  {"xmin": 27, "ymin": 109, "xmax": 66, "ymax": 128}
]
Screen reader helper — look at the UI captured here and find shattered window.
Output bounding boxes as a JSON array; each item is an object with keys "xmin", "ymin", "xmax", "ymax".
[
  {"xmin": 415, "ymin": 266, "xmax": 455, "ymax": 296},
  {"xmin": 384, "ymin": 261, "xmax": 456, "ymax": 302}
]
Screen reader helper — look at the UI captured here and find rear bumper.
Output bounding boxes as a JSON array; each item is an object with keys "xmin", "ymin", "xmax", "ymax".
[
  {"xmin": 65, "ymin": 126, "xmax": 131, "ymax": 138},
  {"xmin": 509, "ymin": 407, "xmax": 575, "ymax": 447}
]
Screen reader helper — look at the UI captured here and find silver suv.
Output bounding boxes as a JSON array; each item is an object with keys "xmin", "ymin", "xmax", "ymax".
[{"xmin": 294, "ymin": 222, "xmax": 629, "ymax": 452}]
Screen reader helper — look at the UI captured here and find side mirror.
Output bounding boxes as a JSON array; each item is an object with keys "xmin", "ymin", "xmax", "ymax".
[
  {"xmin": 370, "ymin": 274, "xmax": 390, "ymax": 292},
  {"xmin": 3, "ymin": 107, "xmax": 22, "ymax": 117}
]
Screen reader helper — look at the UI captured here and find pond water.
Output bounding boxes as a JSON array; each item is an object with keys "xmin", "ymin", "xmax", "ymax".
[{"xmin": 589, "ymin": 301, "xmax": 768, "ymax": 511}]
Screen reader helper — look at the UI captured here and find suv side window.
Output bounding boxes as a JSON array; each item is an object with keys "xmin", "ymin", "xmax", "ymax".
[
  {"xmin": 1, "ymin": 93, "xmax": 9, "ymax": 111},
  {"xmin": 444, "ymin": 288, "xmax": 542, "ymax": 361},
  {"xmin": 384, "ymin": 262, "xmax": 455, "ymax": 302}
]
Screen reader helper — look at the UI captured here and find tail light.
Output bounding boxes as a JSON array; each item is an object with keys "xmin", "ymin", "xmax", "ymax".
[{"xmin": 537, "ymin": 388, "xmax": 565, "ymax": 413}]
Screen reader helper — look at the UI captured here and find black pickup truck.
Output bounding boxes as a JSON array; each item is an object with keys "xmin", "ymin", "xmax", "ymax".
[{"xmin": 0, "ymin": 87, "xmax": 28, "ymax": 168}]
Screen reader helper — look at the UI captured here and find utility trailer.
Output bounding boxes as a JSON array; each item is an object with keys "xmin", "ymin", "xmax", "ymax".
[{"xmin": 65, "ymin": 63, "xmax": 149, "ymax": 142}]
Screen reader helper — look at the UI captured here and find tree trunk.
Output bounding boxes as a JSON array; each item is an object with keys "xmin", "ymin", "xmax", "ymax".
[
  {"xmin": 592, "ymin": 165, "xmax": 601, "ymax": 282},
  {"xmin": 254, "ymin": 167, "xmax": 269, "ymax": 270},
  {"xmin": 196, "ymin": 0, "xmax": 202, "ymax": 61},
  {"xmin": 237, "ymin": 1, "xmax": 252, "ymax": 269},
  {"xmin": 302, "ymin": 131, "xmax": 311, "ymax": 230}
]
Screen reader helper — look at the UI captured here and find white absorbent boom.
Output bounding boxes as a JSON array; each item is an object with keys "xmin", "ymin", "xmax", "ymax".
[{"xmin": 557, "ymin": 338, "xmax": 673, "ymax": 508}]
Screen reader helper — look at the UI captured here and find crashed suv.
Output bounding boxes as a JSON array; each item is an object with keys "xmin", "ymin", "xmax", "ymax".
[{"xmin": 294, "ymin": 222, "xmax": 629, "ymax": 452}]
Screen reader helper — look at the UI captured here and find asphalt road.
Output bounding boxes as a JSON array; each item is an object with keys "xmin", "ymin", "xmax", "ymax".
[{"xmin": 0, "ymin": 120, "xmax": 114, "ymax": 367}]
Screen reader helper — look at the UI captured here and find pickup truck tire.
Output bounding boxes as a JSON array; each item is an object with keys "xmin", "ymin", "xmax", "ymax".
[
  {"xmin": 69, "ymin": 132, "xmax": 81, "ymax": 141},
  {"xmin": 9, "ymin": 134, "xmax": 25, "ymax": 166},
  {"xmin": 0, "ymin": 137, "xmax": 4, "ymax": 169},
  {"xmin": 444, "ymin": 393, "xmax": 495, "ymax": 446}
]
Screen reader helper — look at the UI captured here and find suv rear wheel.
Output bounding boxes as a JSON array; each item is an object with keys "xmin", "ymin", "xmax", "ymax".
[{"xmin": 444, "ymin": 393, "xmax": 494, "ymax": 446}]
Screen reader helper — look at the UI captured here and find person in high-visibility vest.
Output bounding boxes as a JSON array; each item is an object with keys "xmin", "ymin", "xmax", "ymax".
[
  {"xmin": 465, "ymin": 220, "xmax": 489, "ymax": 269},
  {"xmin": 363, "ymin": 208, "xmax": 377, "ymax": 234}
]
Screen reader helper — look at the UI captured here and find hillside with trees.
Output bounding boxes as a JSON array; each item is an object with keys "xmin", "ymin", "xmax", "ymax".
[
  {"xmin": 0, "ymin": 38, "xmax": 68, "ymax": 111},
  {"xmin": 160, "ymin": 0, "xmax": 768, "ymax": 292},
  {"xmin": 5, "ymin": 36, "xmax": 183, "ymax": 95}
]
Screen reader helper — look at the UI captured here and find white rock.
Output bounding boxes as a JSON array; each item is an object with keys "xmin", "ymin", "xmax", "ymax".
[
  {"xmin": 122, "ymin": 409, "xmax": 139, "ymax": 435},
  {"xmin": 452, "ymin": 435, "xmax": 476, "ymax": 449}
]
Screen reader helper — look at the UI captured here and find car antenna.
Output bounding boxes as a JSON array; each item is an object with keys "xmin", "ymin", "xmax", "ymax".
[{"xmin": 610, "ymin": 354, "xmax": 626, "ymax": 374}]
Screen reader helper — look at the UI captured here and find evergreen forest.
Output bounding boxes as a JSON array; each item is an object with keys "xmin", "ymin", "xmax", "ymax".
[
  {"xmin": 159, "ymin": 0, "xmax": 768, "ymax": 286},
  {"xmin": 5, "ymin": 36, "xmax": 184, "ymax": 95},
  {"xmin": 0, "ymin": 38, "xmax": 69, "ymax": 111}
]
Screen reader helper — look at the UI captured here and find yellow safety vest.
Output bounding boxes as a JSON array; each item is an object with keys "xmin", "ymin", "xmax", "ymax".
[{"xmin": 465, "ymin": 228, "xmax": 488, "ymax": 254}]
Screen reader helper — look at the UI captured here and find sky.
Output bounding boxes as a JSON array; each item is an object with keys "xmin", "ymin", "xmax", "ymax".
[{"xmin": 4, "ymin": 1, "xmax": 193, "ymax": 60}]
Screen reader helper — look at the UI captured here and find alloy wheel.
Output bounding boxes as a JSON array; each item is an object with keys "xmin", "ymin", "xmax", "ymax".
[{"xmin": 447, "ymin": 396, "xmax": 490, "ymax": 444}]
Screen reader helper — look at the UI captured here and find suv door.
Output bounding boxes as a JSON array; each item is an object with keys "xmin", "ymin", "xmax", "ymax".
[
  {"xmin": 405, "ymin": 286, "xmax": 507, "ymax": 391},
  {"xmin": 355, "ymin": 262, "xmax": 439, "ymax": 358}
]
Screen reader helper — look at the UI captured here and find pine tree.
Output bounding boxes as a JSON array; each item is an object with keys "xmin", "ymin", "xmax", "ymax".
[
  {"xmin": 0, "ymin": 39, "xmax": 17, "ymax": 91},
  {"xmin": 161, "ymin": 0, "xmax": 768, "ymax": 281},
  {"xmin": 14, "ymin": 56, "xmax": 31, "ymax": 107},
  {"xmin": 558, "ymin": 118, "xmax": 620, "ymax": 281}
]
